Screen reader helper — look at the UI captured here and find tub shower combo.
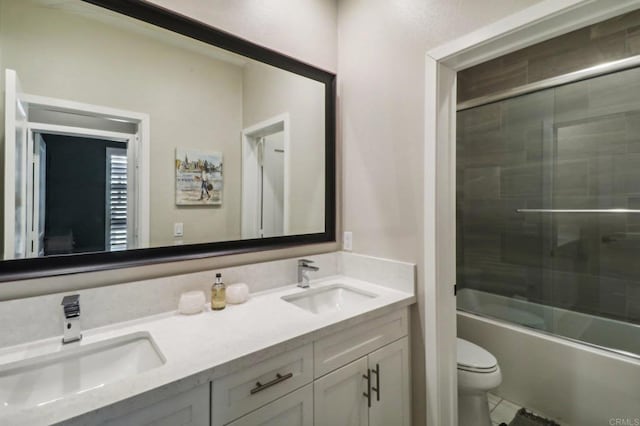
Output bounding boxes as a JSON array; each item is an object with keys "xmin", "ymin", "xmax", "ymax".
[{"xmin": 457, "ymin": 57, "xmax": 640, "ymax": 359}]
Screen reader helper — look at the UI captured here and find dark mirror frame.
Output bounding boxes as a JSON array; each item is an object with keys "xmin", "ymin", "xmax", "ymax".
[{"xmin": 0, "ymin": 0, "xmax": 336, "ymax": 282}]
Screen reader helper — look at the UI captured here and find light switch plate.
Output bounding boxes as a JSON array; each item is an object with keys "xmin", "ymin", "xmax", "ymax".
[
  {"xmin": 343, "ymin": 231, "xmax": 353, "ymax": 251},
  {"xmin": 174, "ymin": 222, "xmax": 184, "ymax": 237}
]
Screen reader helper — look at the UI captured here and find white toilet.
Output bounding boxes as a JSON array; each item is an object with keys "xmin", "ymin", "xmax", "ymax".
[{"xmin": 457, "ymin": 338, "xmax": 502, "ymax": 426}]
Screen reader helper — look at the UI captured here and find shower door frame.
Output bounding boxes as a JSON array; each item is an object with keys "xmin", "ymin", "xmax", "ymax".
[{"xmin": 423, "ymin": 1, "xmax": 640, "ymax": 425}]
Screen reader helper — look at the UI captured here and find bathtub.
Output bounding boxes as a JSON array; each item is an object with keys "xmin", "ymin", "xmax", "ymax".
[
  {"xmin": 457, "ymin": 288, "xmax": 640, "ymax": 425},
  {"xmin": 458, "ymin": 288, "xmax": 640, "ymax": 357}
]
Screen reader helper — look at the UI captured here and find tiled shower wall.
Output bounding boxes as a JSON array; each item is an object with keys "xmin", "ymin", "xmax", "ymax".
[
  {"xmin": 457, "ymin": 57, "xmax": 640, "ymax": 324},
  {"xmin": 457, "ymin": 9, "xmax": 640, "ymax": 103}
]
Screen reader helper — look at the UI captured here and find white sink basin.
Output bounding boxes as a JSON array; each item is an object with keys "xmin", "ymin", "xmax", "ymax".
[
  {"xmin": 0, "ymin": 331, "xmax": 165, "ymax": 411},
  {"xmin": 282, "ymin": 284, "xmax": 377, "ymax": 314}
]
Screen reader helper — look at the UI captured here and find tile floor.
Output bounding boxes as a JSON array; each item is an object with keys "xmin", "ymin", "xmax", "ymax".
[{"xmin": 488, "ymin": 393, "xmax": 568, "ymax": 425}]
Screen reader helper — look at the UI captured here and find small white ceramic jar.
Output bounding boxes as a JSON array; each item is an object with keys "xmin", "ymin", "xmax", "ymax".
[
  {"xmin": 178, "ymin": 290, "xmax": 206, "ymax": 314},
  {"xmin": 226, "ymin": 283, "xmax": 249, "ymax": 304}
]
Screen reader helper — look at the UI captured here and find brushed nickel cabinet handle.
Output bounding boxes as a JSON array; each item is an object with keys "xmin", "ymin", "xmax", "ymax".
[
  {"xmin": 363, "ymin": 369, "xmax": 372, "ymax": 408},
  {"xmin": 250, "ymin": 372, "xmax": 294, "ymax": 395},
  {"xmin": 371, "ymin": 363, "xmax": 380, "ymax": 401}
]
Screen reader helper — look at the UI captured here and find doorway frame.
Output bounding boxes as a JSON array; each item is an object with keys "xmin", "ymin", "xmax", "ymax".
[
  {"xmin": 4, "ymin": 86, "xmax": 150, "ymax": 258},
  {"xmin": 26, "ymin": 124, "xmax": 138, "ymax": 256},
  {"xmin": 423, "ymin": 0, "xmax": 640, "ymax": 424},
  {"xmin": 240, "ymin": 113, "xmax": 291, "ymax": 239}
]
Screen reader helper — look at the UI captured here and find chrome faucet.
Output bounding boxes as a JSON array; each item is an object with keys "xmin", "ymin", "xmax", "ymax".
[
  {"xmin": 297, "ymin": 259, "xmax": 319, "ymax": 288},
  {"xmin": 61, "ymin": 294, "xmax": 82, "ymax": 344}
]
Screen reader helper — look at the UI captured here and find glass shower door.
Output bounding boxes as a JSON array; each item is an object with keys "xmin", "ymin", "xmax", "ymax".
[
  {"xmin": 456, "ymin": 88, "xmax": 556, "ymax": 332},
  {"xmin": 548, "ymin": 66, "xmax": 640, "ymax": 355},
  {"xmin": 457, "ymin": 63, "xmax": 640, "ymax": 357}
]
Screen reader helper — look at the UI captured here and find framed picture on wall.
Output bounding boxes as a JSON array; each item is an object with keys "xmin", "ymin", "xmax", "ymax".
[{"xmin": 175, "ymin": 148, "xmax": 223, "ymax": 206}]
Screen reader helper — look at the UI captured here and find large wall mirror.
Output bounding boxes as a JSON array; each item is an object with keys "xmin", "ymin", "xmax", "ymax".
[{"xmin": 0, "ymin": 0, "xmax": 335, "ymax": 280}]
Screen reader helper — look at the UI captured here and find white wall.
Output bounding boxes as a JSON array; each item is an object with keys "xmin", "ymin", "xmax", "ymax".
[
  {"xmin": 147, "ymin": 0, "xmax": 337, "ymax": 73},
  {"xmin": 336, "ymin": 0, "xmax": 543, "ymax": 424},
  {"xmin": 0, "ymin": 29, "xmax": 4, "ymax": 248},
  {"xmin": 0, "ymin": 0, "xmax": 244, "ymax": 247},
  {"xmin": 242, "ymin": 62, "xmax": 325, "ymax": 235}
]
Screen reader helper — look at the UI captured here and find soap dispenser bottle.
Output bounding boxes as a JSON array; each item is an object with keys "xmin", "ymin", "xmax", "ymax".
[{"xmin": 211, "ymin": 273, "xmax": 226, "ymax": 310}]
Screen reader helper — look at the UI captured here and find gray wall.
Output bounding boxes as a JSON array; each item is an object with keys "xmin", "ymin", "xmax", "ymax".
[{"xmin": 458, "ymin": 9, "xmax": 640, "ymax": 103}]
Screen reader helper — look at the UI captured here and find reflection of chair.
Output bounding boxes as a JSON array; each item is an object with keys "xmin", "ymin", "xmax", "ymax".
[{"xmin": 45, "ymin": 231, "xmax": 75, "ymax": 255}]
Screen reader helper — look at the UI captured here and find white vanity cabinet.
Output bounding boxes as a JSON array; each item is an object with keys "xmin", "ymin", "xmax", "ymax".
[
  {"xmin": 96, "ymin": 383, "xmax": 210, "ymax": 426},
  {"xmin": 75, "ymin": 308, "xmax": 409, "ymax": 426},
  {"xmin": 314, "ymin": 337, "xmax": 410, "ymax": 426},
  {"xmin": 211, "ymin": 308, "xmax": 410, "ymax": 426}
]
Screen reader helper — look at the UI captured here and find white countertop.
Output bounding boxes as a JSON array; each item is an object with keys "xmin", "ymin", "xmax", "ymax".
[{"xmin": 0, "ymin": 275, "xmax": 414, "ymax": 426}]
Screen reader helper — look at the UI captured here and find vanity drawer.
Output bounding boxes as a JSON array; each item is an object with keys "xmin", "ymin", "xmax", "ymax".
[
  {"xmin": 314, "ymin": 308, "xmax": 408, "ymax": 377},
  {"xmin": 226, "ymin": 384, "xmax": 313, "ymax": 426},
  {"xmin": 211, "ymin": 343, "xmax": 313, "ymax": 426}
]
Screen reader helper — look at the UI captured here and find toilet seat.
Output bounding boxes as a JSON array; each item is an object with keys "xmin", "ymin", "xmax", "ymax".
[{"xmin": 457, "ymin": 338, "xmax": 497, "ymax": 373}]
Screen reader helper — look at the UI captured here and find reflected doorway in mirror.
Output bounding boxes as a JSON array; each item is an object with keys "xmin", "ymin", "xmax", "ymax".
[
  {"xmin": 3, "ymin": 69, "xmax": 151, "ymax": 259},
  {"xmin": 175, "ymin": 149, "xmax": 223, "ymax": 206},
  {"xmin": 241, "ymin": 114, "xmax": 290, "ymax": 239}
]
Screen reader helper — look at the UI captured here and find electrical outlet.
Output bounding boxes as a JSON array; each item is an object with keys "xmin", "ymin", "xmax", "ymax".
[
  {"xmin": 343, "ymin": 231, "xmax": 353, "ymax": 251},
  {"xmin": 174, "ymin": 222, "xmax": 184, "ymax": 237}
]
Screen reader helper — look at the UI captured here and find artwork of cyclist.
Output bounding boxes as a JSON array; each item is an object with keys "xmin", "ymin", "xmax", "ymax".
[{"xmin": 175, "ymin": 148, "xmax": 223, "ymax": 205}]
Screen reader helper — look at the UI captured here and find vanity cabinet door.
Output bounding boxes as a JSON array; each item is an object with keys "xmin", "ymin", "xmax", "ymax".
[
  {"xmin": 100, "ymin": 383, "xmax": 209, "ymax": 426},
  {"xmin": 368, "ymin": 337, "xmax": 411, "ymax": 426},
  {"xmin": 313, "ymin": 338, "xmax": 410, "ymax": 426},
  {"xmin": 314, "ymin": 356, "xmax": 369, "ymax": 426},
  {"xmin": 226, "ymin": 384, "xmax": 313, "ymax": 426}
]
